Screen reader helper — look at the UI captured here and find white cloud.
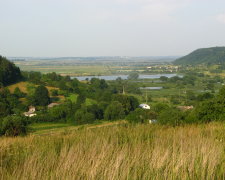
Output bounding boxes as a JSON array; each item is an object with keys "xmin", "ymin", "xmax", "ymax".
[{"xmin": 216, "ymin": 13, "xmax": 225, "ymax": 24}]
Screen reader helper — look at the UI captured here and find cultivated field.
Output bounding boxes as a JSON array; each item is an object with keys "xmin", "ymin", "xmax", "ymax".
[{"xmin": 0, "ymin": 122, "xmax": 224, "ymax": 180}]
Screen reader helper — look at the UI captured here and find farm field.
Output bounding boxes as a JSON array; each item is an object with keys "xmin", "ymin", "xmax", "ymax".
[
  {"xmin": 17, "ymin": 65, "xmax": 111, "ymax": 76},
  {"xmin": 12, "ymin": 57, "xmax": 174, "ymax": 76},
  {"xmin": 6, "ymin": 82, "xmax": 65, "ymax": 102},
  {"xmin": 67, "ymin": 94, "xmax": 97, "ymax": 105},
  {"xmin": 0, "ymin": 122, "xmax": 224, "ymax": 179},
  {"xmin": 30, "ymin": 120, "xmax": 126, "ymax": 135},
  {"xmin": 7, "ymin": 82, "xmax": 59, "ymax": 94}
]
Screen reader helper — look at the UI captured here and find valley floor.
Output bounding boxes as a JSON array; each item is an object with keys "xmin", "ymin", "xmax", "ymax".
[{"xmin": 0, "ymin": 122, "xmax": 224, "ymax": 180}]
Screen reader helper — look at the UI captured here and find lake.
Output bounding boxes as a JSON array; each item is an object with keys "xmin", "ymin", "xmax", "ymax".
[{"xmin": 73, "ymin": 74, "xmax": 181, "ymax": 81}]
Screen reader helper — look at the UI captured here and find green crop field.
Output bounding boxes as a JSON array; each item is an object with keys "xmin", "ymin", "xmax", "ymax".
[{"xmin": 67, "ymin": 94, "xmax": 97, "ymax": 105}]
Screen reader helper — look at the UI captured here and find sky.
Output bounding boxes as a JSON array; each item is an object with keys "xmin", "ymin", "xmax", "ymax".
[{"xmin": 1, "ymin": 0, "xmax": 225, "ymax": 57}]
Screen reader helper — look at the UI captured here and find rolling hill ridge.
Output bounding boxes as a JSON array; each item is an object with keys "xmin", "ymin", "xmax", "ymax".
[{"xmin": 174, "ymin": 47, "xmax": 225, "ymax": 65}]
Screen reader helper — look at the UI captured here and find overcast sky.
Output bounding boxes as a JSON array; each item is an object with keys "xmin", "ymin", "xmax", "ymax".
[{"xmin": 1, "ymin": 0, "xmax": 225, "ymax": 57}]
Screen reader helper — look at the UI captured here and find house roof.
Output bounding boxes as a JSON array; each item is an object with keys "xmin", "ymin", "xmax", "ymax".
[
  {"xmin": 48, "ymin": 103, "xmax": 60, "ymax": 108},
  {"xmin": 139, "ymin": 104, "xmax": 150, "ymax": 107},
  {"xmin": 177, "ymin": 106, "xmax": 193, "ymax": 111}
]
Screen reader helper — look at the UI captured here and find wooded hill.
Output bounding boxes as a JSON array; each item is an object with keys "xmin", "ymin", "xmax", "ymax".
[
  {"xmin": 0, "ymin": 56, "xmax": 22, "ymax": 86},
  {"xmin": 174, "ymin": 47, "xmax": 225, "ymax": 65}
]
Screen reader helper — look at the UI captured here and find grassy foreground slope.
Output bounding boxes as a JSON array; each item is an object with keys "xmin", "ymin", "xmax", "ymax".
[{"xmin": 0, "ymin": 123, "xmax": 224, "ymax": 180}]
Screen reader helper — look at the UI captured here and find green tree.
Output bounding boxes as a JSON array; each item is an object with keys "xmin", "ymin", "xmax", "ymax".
[
  {"xmin": 33, "ymin": 85, "xmax": 50, "ymax": 106},
  {"xmin": 74, "ymin": 108, "xmax": 95, "ymax": 125},
  {"xmin": 51, "ymin": 89, "xmax": 58, "ymax": 96},
  {"xmin": 0, "ymin": 56, "xmax": 22, "ymax": 86},
  {"xmin": 152, "ymin": 103, "xmax": 169, "ymax": 113},
  {"xmin": 87, "ymin": 104, "xmax": 104, "ymax": 120},
  {"xmin": 14, "ymin": 87, "xmax": 25, "ymax": 98},
  {"xmin": 113, "ymin": 94, "xmax": 139, "ymax": 114},
  {"xmin": 104, "ymin": 101, "xmax": 125, "ymax": 120},
  {"xmin": 0, "ymin": 116, "xmax": 28, "ymax": 136},
  {"xmin": 0, "ymin": 102, "xmax": 10, "ymax": 117},
  {"xmin": 160, "ymin": 76, "xmax": 168, "ymax": 82},
  {"xmin": 126, "ymin": 108, "xmax": 157, "ymax": 123},
  {"xmin": 158, "ymin": 108, "xmax": 185, "ymax": 126},
  {"xmin": 76, "ymin": 93, "xmax": 86, "ymax": 105}
]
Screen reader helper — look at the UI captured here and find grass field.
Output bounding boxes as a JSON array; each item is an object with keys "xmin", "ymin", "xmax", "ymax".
[
  {"xmin": 7, "ymin": 81, "xmax": 29, "ymax": 93},
  {"xmin": 0, "ymin": 122, "xmax": 224, "ymax": 179},
  {"xmin": 29, "ymin": 121, "xmax": 126, "ymax": 136},
  {"xmin": 15, "ymin": 64, "xmax": 114, "ymax": 76},
  {"xmin": 7, "ymin": 82, "xmax": 65, "ymax": 102},
  {"xmin": 7, "ymin": 82, "xmax": 59, "ymax": 94},
  {"xmin": 67, "ymin": 94, "xmax": 97, "ymax": 105}
]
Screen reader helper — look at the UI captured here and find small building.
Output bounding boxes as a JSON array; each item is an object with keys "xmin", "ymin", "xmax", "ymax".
[
  {"xmin": 149, "ymin": 119, "xmax": 157, "ymax": 124},
  {"xmin": 139, "ymin": 104, "xmax": 150, "ymax": 110},
  {"xmin": 48, "ymin": 103, "xmax": 60, "ymax": 108},
  {"xmin": 24, "ymin": 106, "xmax": 37, "ymax": 117},
  {"xmin": 177, "ymin": 106, "xmax": 194, "ymax": 111}
]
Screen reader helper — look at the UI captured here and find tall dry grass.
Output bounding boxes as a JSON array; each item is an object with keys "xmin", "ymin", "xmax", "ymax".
[{"xmin": 0, "ymin": 123, "xmax": 224, "ymax": 180}]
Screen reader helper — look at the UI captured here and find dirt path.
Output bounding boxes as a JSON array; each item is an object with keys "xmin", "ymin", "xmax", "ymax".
[{"xmin": 33, "ymin": 120, "xmax": 127, "ymax": 136}]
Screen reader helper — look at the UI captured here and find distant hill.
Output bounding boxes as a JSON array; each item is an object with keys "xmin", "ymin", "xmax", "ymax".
[
  {"xmin": 0, "ymin": 56, "xmax": 22, "ymax": 86},
  {"xmin": 174, "ymin": 47, "xmax": 225, "ymax": 65}
]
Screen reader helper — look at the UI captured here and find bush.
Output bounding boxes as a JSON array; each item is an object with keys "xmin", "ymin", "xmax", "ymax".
[
  {"xmin": 0, "ymin": 116, "xmax": 28, "ymax": 136},
  {"xmin": 33, "ymin": 85, "xmax": 50, "ymax": 106},
  {"xmin": 152, "ymin": 103, "xmax": 169, "ymax": 113},
  {"xmin": 14, "ymin": 87, "xmax": 26, "ymax": 98},
  {"xmin": 193, "ymin": 86, "xmax": 225, "ymax": 123},
  {"xmin": 104, "ymin": 101, "xmax": 125, "ymax": 120},
  {"xmin": 74, "ymin": 108, "xmax": 95, "ymax": 125},
  {"xmin": 157, "ymin": 108, "xmax": 186, "ymax": 126},
  {"xmin": 51, "ymin": 89, "xmax": 58, "ymax": 96},
  {"xmin": 112, "ymin": 94, "xmax": 139, "ymax": 114},
  {"xmin": 126, "ymin": 108, "xmax": 157, "ymax": 124}
]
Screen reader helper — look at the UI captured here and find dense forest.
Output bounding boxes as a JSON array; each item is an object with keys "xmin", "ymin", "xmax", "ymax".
[
  {"xmin": 0, "ymin": 56, "xmax": 22, "ymax": 86},
  {"xmin": 174, "ymin": 47, "xmax": 225, "ymax": 65}
]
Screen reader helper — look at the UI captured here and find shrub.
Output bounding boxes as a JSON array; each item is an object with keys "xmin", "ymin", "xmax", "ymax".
[
  {"xmin": 51, "ymin": 89, "xmax": 58, "ymax": 96},
  {"xmin": 74, "ymin": 108, "xmax": 95, "ymax": 125},
  {"xmin": 152, "ymin": 103, "xmax": 169, "ymax": 113},
  {"xmin": 0, "ymin": 116, "xmax": 28, "ymax": 136},
  {"xmin": 33, "ymin": 85, "xmax": 50, "ymax": 106},
  {"xmin": 13, "ymin": 87, "xmax": 26, "ymax": 98},
  {"xmin": 112, "ymin": 94, "xmax": 139, "ymax": 114},
  {"xmin": 157, "ymin": 108, "xmax": 185, "ymax": 126},
  {"xmin": 104, "ymin": 101, "xmax": 125, "ymax": 120},
  {"xmin": 126, "ymin": 108, "xmax": 157, "ymax": 124}
]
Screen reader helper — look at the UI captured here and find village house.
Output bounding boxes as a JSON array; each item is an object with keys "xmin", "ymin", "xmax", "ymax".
[
  {"xmin": 139, "ymin": 104, "xmax": 150, "ymax": 110},
  {"xmin": 48, "ymin": 102, "xmax": 60, "ymax": 108},
  {"xmin": 24, "ymin": 106, "xmax": 37, "ymax": 117},
  {"xmin": 177, "ymin": 105, "xmax": 194, "ymax": 111}
]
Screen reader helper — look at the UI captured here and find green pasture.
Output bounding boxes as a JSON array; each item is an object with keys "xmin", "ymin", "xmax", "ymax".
[{"xmin": 66, "ymin": 94, "xmax": 97, "ymax": 105}]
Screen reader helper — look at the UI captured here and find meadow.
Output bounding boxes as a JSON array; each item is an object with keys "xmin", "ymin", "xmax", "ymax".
[{"xmin": 0, "ymin": 122, "xmax": 224, "ymax": 180}]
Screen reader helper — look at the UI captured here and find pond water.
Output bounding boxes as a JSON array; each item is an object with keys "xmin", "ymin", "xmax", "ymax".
[{"xmin": 73, "ymin": 74, "xmax": 180, "ymax": 81}]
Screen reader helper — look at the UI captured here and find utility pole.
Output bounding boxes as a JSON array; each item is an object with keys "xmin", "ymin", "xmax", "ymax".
[{"xmin": 145, "ymin": 88, "xmax": 148, "ymax": 104}]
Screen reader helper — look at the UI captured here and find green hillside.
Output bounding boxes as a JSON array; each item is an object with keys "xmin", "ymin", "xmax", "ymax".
[
  {"xmin": 0, "ymin": 56, "xmax": 22, "ymax": 86},
  {"xmin": 174, "ymin": 47, "xmax": 225, "ymax": 65}
]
